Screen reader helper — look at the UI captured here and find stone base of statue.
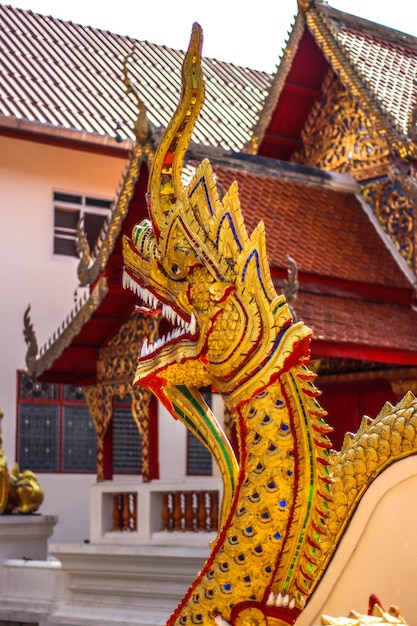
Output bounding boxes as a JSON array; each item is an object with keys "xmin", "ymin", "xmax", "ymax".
[
  {"xmin": 0, "ymin": 513, "xmax": 57, "ymax": 561},
  {"xmin": 0, "ymin": 514, "xmax": 59, "ymax": 624}
]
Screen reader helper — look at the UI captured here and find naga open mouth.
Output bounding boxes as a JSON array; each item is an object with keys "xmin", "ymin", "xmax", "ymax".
[{"xmin": 122, "ymin": 269, "xmax": 197, "ymax": 359}]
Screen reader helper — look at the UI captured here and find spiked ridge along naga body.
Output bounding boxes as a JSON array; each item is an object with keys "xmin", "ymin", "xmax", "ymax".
[{"xmin": 123, "ymin": 24, "xmax": 417, "ymax": 626}]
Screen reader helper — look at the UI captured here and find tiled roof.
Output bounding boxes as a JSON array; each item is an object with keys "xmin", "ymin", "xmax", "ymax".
[
  {"xmin": 250, "ymin": 2, "xmax": 417, "ymax": 161},
  {"xmin": 214, "ymin": 164, "xmax": 411, "ymax": 289},
  {"xmin": 0, "ymin": 4, "xmax": 272, "ymax": 151},
  {"xmin": 326, "ymin": 6, "xmax": 417, "ymax": 138},
  {"xmin": 298, "ymin": 291, "xmax": 417, "ymax": 356}
]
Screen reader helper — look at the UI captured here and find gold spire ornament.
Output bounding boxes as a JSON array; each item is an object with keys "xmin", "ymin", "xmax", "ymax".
[{"xmin": 123, "ymin": 24, "xmax": 417, "ymax": 626}]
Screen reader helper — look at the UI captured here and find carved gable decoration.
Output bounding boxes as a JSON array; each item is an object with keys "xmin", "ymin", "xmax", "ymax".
[
  {"xmin": 96, "ymin": 313, "xmax": 157, "ymax": 385},
  {"xmin": 362, "ymin": 177, "xmax": 414, "ymax": 270},
  {"xmin": 292, "ymin": 71, "xmax": 390, "ymax": 180},
  {"xmin": 85, "ymin": 313, "xmax": 159, "ymax": 481}
]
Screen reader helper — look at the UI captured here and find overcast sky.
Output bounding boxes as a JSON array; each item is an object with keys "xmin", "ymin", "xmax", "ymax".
[{"xmin": 3, "ymin": 0, "xmax": 417, "ymax": 72}]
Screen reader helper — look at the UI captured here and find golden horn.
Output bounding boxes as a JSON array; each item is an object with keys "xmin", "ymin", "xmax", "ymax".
[{"xmin": 147, "ymin": 22, "xmax": 205, "ymax": 235}]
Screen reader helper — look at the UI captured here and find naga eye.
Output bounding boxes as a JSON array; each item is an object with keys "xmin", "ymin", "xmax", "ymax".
[{"xmin": 162, "ymin": 257, "xmax": 187, "ymax": 280}]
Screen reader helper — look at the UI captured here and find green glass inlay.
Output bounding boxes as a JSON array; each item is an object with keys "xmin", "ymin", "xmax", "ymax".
[
  {"xmin": 283, "ymin": 372, "xmax": 318, "ymax": 591},
  {"xmin": 175, "ymin": 385, "xmax": 237, "ymax": 491}
]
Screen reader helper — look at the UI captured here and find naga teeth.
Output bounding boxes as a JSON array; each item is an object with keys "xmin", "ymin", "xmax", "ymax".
[
  {"xmin": 267, "ymin": 591, "xmax": 297, "ymax": 610},
  {"xmin": 123, "ymin": 270, "xmax": 198, "ymax": 359},
  {"xmin": 140, "ymin": 338, "xmax": 149, "ymax": 358},
  {"xmin": 275, "ymin": 593, "xmax": 283, "ymax": 607},
  {"xmin": 123, "ymin": 271, "xmax": 159, "ymax": 308},
  {"xmin": 189, "ymin": 312, "xmax": 196, "ymax": 335}
]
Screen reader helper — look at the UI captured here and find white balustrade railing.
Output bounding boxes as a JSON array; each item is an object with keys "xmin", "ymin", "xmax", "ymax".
[{"xmin": 89, "ymin": 477, "xmax": 223, "ymax": 546}]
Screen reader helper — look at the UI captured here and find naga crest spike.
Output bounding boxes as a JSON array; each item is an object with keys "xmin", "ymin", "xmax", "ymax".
[{"xmin": 147, "ymin": 23, "xmax": 205, "ymax": 236}]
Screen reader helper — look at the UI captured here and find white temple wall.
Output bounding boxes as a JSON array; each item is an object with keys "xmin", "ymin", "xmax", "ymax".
[
  {"xmin": 158, "ymin": 404, "xmax": 188, "ymax": 481},
  {"xmin": 0, "ymin": 133, "xmax": 222, "ymax": 546},
  {"xmin": 0, "ymin": 134, "xmax": 126, "ymax": 542}
]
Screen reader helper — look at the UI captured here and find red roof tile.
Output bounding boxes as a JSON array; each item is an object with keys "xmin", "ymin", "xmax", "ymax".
[
  {"xmin": 214, "ymin": 165, "xmax": 410, "ymax": 289},
  {"xmin": 299, "ymin": 291, "xmax": 417, "ymax": 360}
]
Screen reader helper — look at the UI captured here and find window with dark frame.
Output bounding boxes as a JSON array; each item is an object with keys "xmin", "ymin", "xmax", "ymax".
[
  {"xmin": 53, "ymin": 192, "xmax": 112, "ymax": 257},
  {"xmin": 17, "ymin": 371, "xmax": 97, "ymax": 472},
  {"xmin": 17, "ymin": 372, "xmax": 143, "ymax": 475},
  {"xmin": 113, "ymin": 403, "xmax": 142, "ymax": 474}
]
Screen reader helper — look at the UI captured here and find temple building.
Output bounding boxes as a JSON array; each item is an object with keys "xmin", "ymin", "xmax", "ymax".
[{"xmin": 1, "ymin": 2, "xmax": 417, "ymax": 623}]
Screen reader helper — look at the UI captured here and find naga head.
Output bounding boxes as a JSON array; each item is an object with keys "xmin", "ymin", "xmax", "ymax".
[{"xmin": 123, "ymin": 24, "xmax": 310, "ymax": 407}]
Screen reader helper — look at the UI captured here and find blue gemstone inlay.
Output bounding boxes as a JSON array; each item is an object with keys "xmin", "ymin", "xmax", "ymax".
[{"xmin": 217, "ymin": 213, "xmax": 243, "ymax": 252}]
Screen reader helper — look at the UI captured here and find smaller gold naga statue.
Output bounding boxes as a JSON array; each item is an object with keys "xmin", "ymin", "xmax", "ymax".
[
  {"xmin": 0, "ymin": 409, "xmax": 44, "ymax": 514},
  {"xmin": 318, "ymin": 595, "xmax": 408, "ymax": 626}
]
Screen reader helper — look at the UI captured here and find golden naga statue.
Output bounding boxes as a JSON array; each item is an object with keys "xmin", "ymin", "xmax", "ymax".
[
  {"xmin": 0, "ymin": 409, "xmax": 44, "ymax": 515},
  {"xmin": 123, "ymin": 25, "xmax": 417, "ymax": 626}
]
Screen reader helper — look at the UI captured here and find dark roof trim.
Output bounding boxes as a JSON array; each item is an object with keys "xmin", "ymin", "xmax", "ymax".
[
  {"xmin": 356, "ymin": 192, "xmax": 417, "ymax": 289},
  {"xmin": 0, "ymin": 115, "xmax": 132, "ymax": 157},
  {"xmin": 186, "ymin": 144, "xmax": 359, "ymax": 193},
  {"xmin": 312, "ymin": 339, "xmax": 417, "ymax": 366},
  {"xmin": 325, "ymin": 4, "xmax": 417, "ymax": 52}
]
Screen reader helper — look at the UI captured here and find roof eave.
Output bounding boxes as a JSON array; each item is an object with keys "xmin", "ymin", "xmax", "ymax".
[
  {"xmin": 0, "ymin": 115, "xmax": 133, "ymax": 156},
  {"xmin": 204, "ymin": 150, "xmax": 360, "ymax": 193},
  {"xmin": 26, "ymin": 277, "xmax": 109, "ymax": 378},
  {"xmin": 356, "ymin": 191, "xmax": 417, "ymax": 290},
  {"xmin": 311, "ymin": 338, "xmax": 417, "ymax": 366}
]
